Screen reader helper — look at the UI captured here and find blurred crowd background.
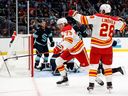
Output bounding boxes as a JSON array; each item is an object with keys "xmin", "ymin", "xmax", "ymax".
[{"xmin": 0, "ymin": 0, "xmax": 128, "ymax": 38}]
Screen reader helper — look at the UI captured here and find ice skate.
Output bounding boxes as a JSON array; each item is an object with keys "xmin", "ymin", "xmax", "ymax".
[
  {"xmin": 34, "ymin": 62, "xmax": 39, "ymax": 69},
  {"xmin": 45, "ymin": 63, "xmax": 52, "ymax": 71},
  {"xmin": 95, "ymin": 77, "xmax": 104, "ymax": 86},
  {"xmin": 87, "ymin": 83, "xmax": 94, "ymax": 93},
  {"xmin": 107, "ymin": 85, "xmax": 113, "ymax": 93},
  {"xmin": 107, "ymin": 82, "xmax": 113, "ymax": 93},
  {"xmin": 37, "ymin": 63, "xmax": 45, "ymax": 71},
  {"xmin": 118, "ymin": 66, "xmax": 126, "ymax": 75},
  {"xmin": 56, "ymin": 76, "xmax": 69, "ymax": 86}
]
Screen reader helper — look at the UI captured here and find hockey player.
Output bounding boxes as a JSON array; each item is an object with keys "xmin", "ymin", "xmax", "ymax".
[
  {"xmin": 53, "ymin": 17, "xmax": 89, "ymax": 85},
  {"xmin": 67, "ymin": 16, "xmax": 125, "ymax": 75},
  {"xmin": 9, "ymin": 31, "xmax": 17, "ymax": 47},
  {"xmin": 33, "ymin": 20, "xmax": 55, "ymax": 70},
  {"xmin": 68, "ymin": 4, "xmax": 126, "ymax": 92},
  {"xmin": 67, "ymin": 16, "xmax": 124, "ymax": 86}
]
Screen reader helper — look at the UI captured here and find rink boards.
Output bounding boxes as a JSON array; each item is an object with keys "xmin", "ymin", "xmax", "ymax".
[{"xmin": 0, "ymin": 37, "xmax": 128, "ymax": 56}]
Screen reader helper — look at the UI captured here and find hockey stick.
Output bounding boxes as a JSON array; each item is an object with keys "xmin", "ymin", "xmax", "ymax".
[
  {"xmin": 86, "ymin": 0, "xmax": 98, "ymax": 13},
  {"xmin": 4, "ymin": 50, "xmax": 53, "ymax": 62},
  {"xmin": 0, "ymin": 51, "xmax": 11, "ymax": 77}
]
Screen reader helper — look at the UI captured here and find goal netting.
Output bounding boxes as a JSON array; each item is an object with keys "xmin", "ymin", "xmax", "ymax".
[{"xmin": 0, "ymin": 34, "xmax": 34, "ymax": 77}]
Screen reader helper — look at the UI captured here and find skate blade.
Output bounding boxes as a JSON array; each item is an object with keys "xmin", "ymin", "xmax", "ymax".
[
  {"xmin": 57, "ymin": 82, "xmax": 69, "ymax": 87},
  {"xmin": 88, "ymin": 89, "xmax": 93, "ymax": 94},
  {"xmin": 121, "ymin": 66, "xmax": 126, "ymax": 75},
  {"xmin": 107, "ymin": 88, "xmax": 112, "ymax": 94},
  {"xmin": 43, "ymin": 68, "xmax": 51, "ymax": 71},
  {"xmin": 34, "ymin": 68, "xmax": 42, "ymax": 72},
  {"xmin": 108, "ymin": 89, "xmax": 112, "ymax": 94}
]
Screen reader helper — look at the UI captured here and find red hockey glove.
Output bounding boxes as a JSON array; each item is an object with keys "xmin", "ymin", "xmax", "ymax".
[
  {"xmin": 68, "ymin": 10, "xmax": 78, "ymax": 17},
  {"xmin": 53, "ymin": 45, "xmax": 63, "ymax": 54}
]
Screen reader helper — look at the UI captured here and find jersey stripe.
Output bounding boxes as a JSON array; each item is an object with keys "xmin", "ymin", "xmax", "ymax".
[
  {"xmin": 120, "ymin": 23, "xmax": 126, "ymax": 32},
  {"xmin": 81, "ymin": 16, "xmax": 88, "ymax": 24},
  {"xmin": 83, "ymin": 48, "xmax": 90, "ymax": 64},
  {"xmin": 91, "ymin": 37, "xmax": 112, "ymax": 46},
  {"xmin": 69, "ymin": 40, "xmax": 84, "ymax": 53},
  {"xmin": 64, "ymin": 37, "xmax": 73, "ymax": 44}
]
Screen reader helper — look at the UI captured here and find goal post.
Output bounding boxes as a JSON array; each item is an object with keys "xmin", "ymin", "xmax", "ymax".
[
  {"xmin": 0, "ymin": 0, "xmax": 36, "ymax": 77},
  {"xmin": 2, "ymin": 34, "xmax": 35, "ymax": 77},
  {"xmin": 28, "ymin": 34, "xmax": 34, "ymax": 77}
]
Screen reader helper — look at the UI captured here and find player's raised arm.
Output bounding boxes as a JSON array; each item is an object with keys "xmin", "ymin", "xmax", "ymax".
[{"xmin": 68, "ymin": 10, "xmax": 95, "ymax": 25}]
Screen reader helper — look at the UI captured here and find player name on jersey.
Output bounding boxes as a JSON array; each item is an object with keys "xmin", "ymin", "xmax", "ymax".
[{"xmin": 102, "ymin": 18, "xmax": 115, "ymax": 25}]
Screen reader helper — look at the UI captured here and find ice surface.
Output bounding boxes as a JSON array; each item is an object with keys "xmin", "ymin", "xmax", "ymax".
[{"xmin": 0, "ymin": 52, "xmax": 128, "ymax": 96}]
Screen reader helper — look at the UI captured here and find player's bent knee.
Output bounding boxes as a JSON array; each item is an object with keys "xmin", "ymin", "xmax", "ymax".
[{"xmin": 55, "ymin": 57, "xmax": 66, "ymax": 67}]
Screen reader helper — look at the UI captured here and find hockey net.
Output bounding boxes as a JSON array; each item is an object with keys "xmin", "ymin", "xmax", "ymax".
[{"xmin": 0, "ymin": 34, "xmax": 34, "ymax": 77}]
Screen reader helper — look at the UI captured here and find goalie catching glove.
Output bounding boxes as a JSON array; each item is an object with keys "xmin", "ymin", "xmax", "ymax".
[
  {"xmin": 68, "ymin": 10, "xmax": 78, "ymax": 17},
  {"xmin": 53, "ymin": 45, "xmax": 63, "ymax": 54}
]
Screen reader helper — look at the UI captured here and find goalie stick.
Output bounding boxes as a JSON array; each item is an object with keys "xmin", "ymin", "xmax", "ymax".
[{"xmin": 4, "ymin": 50, "xmax": 53, "ymax": 62}]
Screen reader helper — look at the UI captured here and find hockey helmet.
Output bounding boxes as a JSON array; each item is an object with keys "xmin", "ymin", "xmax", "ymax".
[
  {"xmin": 99, "ymin": 4, "xmax": 111, "ymax": 13},
  {"xmin": 57, "ymin": 18, "xmax": 68, "ymax": 25}
]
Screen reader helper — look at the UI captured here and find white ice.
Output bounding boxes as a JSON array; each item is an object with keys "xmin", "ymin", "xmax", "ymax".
[{"xmin": 0, "ymin": 52, "xmax": 128, "ymax": 96}]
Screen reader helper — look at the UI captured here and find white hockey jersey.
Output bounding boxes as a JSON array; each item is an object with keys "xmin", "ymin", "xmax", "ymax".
[
  {"xmin": 60, "ymin": 24, "xmax": 84, "ymax": 54},
  {"xmin": 73, "ymin": 13, "xmax": 126, "ymax": 48}
]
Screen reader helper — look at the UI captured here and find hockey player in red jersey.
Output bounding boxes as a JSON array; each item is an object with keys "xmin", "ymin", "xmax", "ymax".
[
  {"xmin": 68, "ymin": 4, "xmax": 126, "ymax": 92},
  {"xmin": 9, "ymin": 31, "xmax": 17, "ymax": 47},
  {"xmin": 53, "ymin": 17, "xmax": 89, "ymax": 85}
]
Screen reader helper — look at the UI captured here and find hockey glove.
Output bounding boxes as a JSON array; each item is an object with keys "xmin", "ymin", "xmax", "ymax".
[
  {"xmin": 68, "ymin": 10, "xmax": 78, "ymax": 17},
  {"xmin": 112, "ymin": 40, "xmax": 117, "ymax": 47},
  {"xmin": 53, "ymin": 45, "xmax": 63, "ymax": 54},
  {"xmin": 50, "ymin": 41, "xmax": 55, "ymax": 47}
]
